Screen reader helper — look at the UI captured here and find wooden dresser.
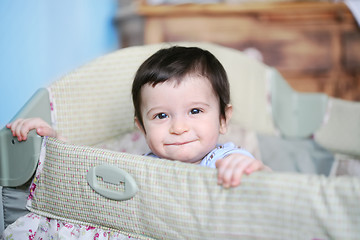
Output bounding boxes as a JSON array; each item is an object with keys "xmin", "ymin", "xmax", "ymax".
[{"xmin": 137, "ymin": 1, "xmax": 360, "ymax": 101}]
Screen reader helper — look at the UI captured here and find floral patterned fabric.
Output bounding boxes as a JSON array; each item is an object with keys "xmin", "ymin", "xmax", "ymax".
[{"xmin": 2, "ymin": 213, "xmax": 135, "ymax": 240}]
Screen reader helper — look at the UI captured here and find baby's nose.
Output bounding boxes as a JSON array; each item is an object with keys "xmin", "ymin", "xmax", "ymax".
[{"xmin": 169, "ymin": 118, "xmax": 189, "ymax": 135}]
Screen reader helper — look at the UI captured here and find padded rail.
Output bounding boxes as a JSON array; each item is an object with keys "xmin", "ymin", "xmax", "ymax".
[{"xmin": 28, "ymin": 138, "xmax": 360, "ymax": 240}]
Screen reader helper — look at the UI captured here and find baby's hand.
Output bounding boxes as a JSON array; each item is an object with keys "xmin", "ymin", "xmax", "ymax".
[
  {"xmin": 6, "ymin": 118, "xmax": 57, "ymax": 141},
  {"xmin": 215, "ymin": 153, "xmax": 267, "ymax": 188}
]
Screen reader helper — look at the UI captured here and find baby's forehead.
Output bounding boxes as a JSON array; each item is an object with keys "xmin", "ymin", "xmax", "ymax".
[
  {"xmin": 140, "ymin": 75, "xmax": 219, "ymax": 103},
  {"xmin": 145, "ymin": 74, "xmax": 213, "ymax": 89}
]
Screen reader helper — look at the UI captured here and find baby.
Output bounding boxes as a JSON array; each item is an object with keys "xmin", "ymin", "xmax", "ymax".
[{"xmin": 7, "ymin": 46, "xmax": 268, "ymax": 188}]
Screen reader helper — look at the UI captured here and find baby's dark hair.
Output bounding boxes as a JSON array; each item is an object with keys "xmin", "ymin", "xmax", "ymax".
[{"xmin": 132, "ymin": 46, "xmax": 230, "ymax": 129}]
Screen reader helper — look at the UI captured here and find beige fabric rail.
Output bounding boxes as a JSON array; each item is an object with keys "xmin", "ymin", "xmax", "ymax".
[{"xmin": 27, "ymin": 138, "xmax": 360, "ymax": 240}]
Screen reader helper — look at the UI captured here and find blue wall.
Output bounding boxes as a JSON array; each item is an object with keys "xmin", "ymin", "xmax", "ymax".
[{"xmin": 0, "ymin": 0, "xmax": 119, "ymax": 127}]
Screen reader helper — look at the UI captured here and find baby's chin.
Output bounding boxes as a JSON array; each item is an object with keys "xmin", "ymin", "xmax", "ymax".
[
  {"xmin": 176, "ymin": 158, "xmax": 202, "ymax": 165},
  {"xmin": 159, "ymin": 153, "xmax": 203, "ymax": 164}
]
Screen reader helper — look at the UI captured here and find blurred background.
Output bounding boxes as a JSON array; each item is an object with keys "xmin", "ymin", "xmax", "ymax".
[
  {"xmin": 1, "ymin": 0, "xmax": 359, "ymax": 128},
  {"xmin": 0, "ymin": 0, "xmax": 119, "ymax": 128}
]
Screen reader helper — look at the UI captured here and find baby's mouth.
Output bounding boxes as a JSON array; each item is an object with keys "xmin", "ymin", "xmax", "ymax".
[{"xmin": 165, "ymin": 140, "xmax": 197, "ymax": 146}]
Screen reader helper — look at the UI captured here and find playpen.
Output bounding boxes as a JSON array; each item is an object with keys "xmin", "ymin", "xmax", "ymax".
[{"xmin": 1, "ymin": 42, "xmax": 359, "ymax": 239}]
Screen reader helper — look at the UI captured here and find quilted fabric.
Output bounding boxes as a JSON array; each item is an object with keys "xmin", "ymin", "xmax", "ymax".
[
  {"xmin": 48, "ymin": 45, "xmax": 158, "ymax": 146},
  {"xmin": 27, "ymin": 138, "xmax": 360, "ymax": 240}
]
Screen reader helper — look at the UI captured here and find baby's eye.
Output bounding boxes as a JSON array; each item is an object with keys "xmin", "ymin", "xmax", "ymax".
[
  {"xmin": 155, "ymin": 113, "xmax": 168, "ymax": 119},
  {"xmin": 190, "ymin": 108, "xmax": 201, "ymax": 115}
]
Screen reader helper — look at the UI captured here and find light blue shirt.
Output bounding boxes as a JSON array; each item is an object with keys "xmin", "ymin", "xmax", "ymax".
[{"xmin": 146, "ymin": 142, "xmax": 254, "ymax": 168}]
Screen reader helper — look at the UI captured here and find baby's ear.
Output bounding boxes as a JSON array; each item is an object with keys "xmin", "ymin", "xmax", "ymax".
[
  {"xmin": 220, "ymin": 104, "xmax": 233, "ymax": 134},
  {"xmin": 135, "ymin": 117, "xmax": 146, "ymax": 135}
]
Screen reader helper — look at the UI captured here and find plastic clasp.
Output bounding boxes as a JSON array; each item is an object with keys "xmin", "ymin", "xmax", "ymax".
[{"xmin": 87, "ymin": 164, "xmax": 138, "ymax": 201}]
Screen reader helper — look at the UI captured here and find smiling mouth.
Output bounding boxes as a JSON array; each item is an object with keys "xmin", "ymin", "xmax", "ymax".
[{"xmin": 165, "ymin": 140, "xmax": 197, "ymax": 146}]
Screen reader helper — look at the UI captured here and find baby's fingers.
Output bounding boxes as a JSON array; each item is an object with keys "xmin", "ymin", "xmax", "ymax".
[
  {"xmin": 227, "ymin": 158, "xmax": 254, "ymax": 187},
  {"xmin": 6, "ymin": 118, "xmax": 52, "ymax": 141},
  {"xmin": 216, "ymin": 157, "xmax": 249, "ymax": 188},
  {"xmin": 7, "ymin": 118, "xmax": 22, "ymax": 133},
  {"xmin": 16, "ymin": 119, "xmax": 34, "ymax": 141},
  {"xmin": 215, "ymin": 158, "xmax": 231, "ymax": 186},
  {"xmin": 7, "ymin": 118, "xmax": 26, "ymax": 140},
  {"xmin": 244, "ymin": 159, "xmax": 264, "ymax": 174}
]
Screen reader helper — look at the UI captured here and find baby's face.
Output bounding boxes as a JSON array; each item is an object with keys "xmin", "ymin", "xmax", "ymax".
[{"xmin": 136, "ymin": 76, "xmax": 230, "ymax": 164}]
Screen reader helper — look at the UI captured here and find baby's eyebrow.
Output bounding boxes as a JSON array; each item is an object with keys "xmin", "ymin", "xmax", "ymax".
[
  {"xmin": 189, "ymin": 102, "xmax": 211, "ymax": 108},
  {"xmin": 145, "ymin": 106, "xmax": 165, "ymax": 117}
]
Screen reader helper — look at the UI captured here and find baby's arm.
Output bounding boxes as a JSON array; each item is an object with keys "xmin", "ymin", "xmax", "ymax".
[
  {"xmin": 215, "ymin": 153, "xmax": 270, "ymax": 188},
  {"xmin": 6, "ymin": 118, "xmax": 57, "ymax": 141}
]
